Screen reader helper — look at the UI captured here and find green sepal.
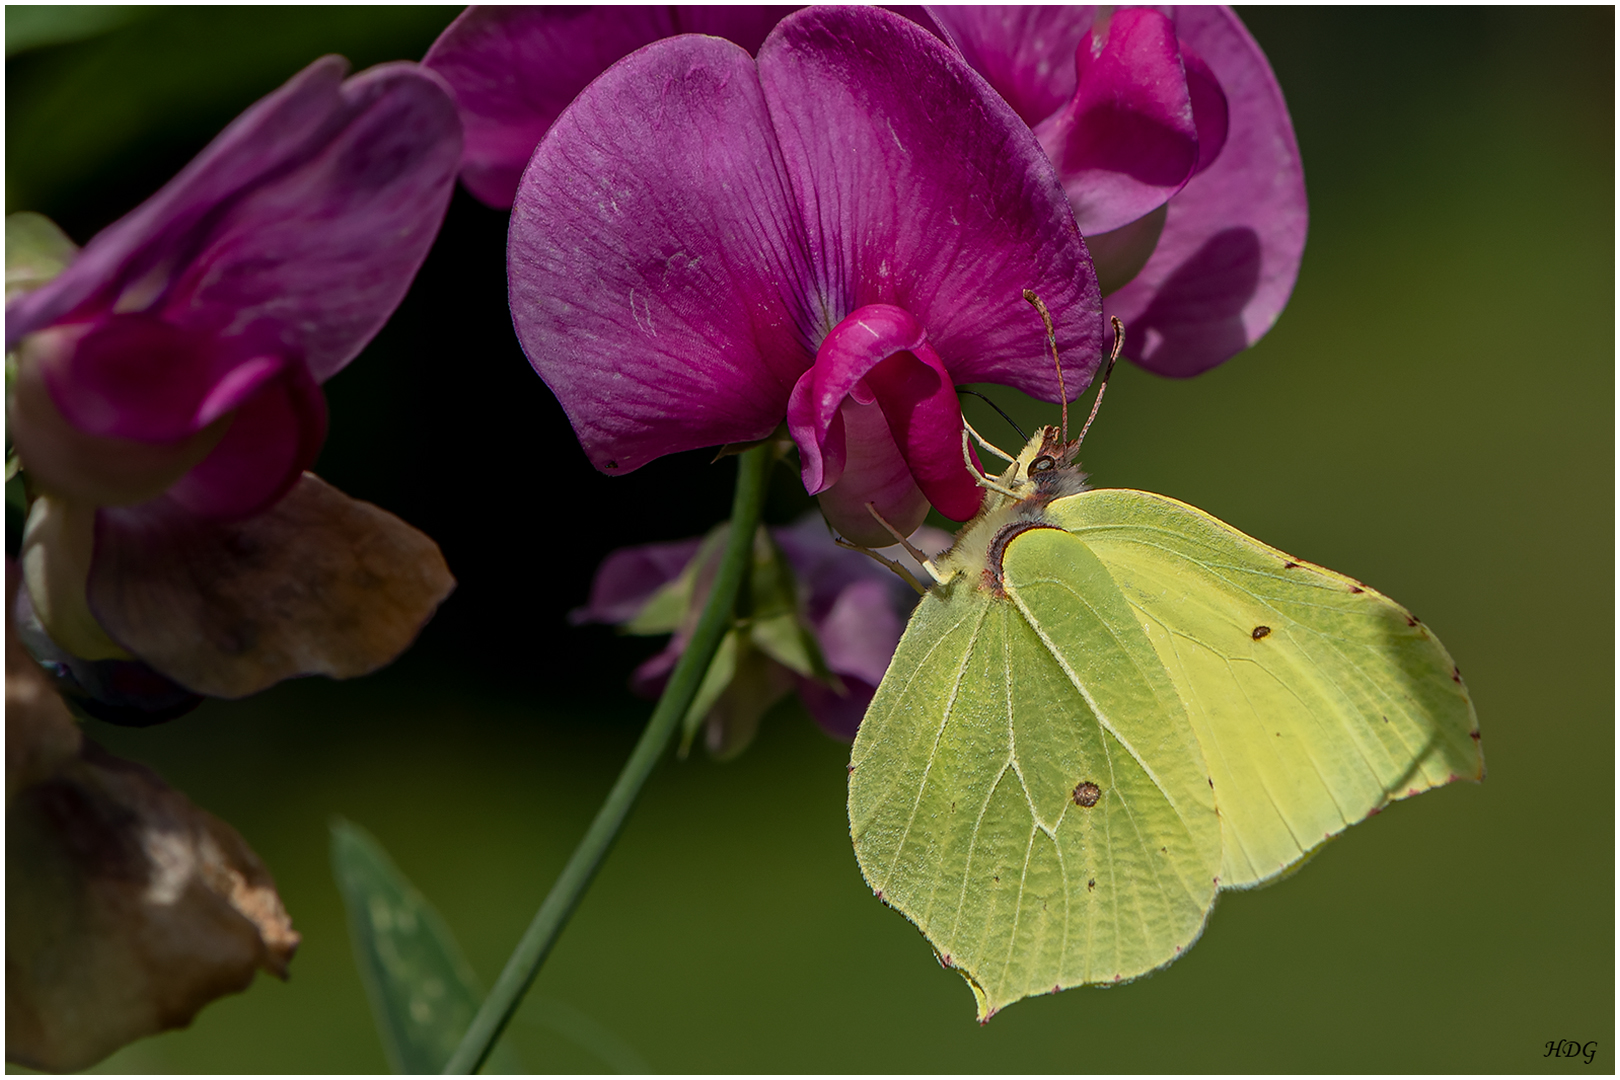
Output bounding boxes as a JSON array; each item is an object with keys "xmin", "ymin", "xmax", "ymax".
[
  {"xmin": 679, "ymin": 628, "xmax": 738, "ymax": 754},
  {"xmin": 329, "ymin": 819, "xmax": 523, "ymax": 1074},
  {"xmin": 6, "ymin": 211, "xmax": 76, "ymax": 300},
  {"xmin": 624, "ymin": 526, "xmax": 727, "ymax": 636}
]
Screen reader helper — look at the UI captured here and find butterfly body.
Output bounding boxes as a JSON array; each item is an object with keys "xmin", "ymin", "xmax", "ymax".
[
  {"xmin": 849, "ymin": 426, "xmax": 1482, "ymax": 1020},
  {"xmin": 935, "ymin": 424, "xmax": 1088, "ymax": 595}
]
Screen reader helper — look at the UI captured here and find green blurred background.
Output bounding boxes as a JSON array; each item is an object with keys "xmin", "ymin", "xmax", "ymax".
[{"xmin": 6, "ymin": 5, "xmax": 1613, "ymax": 1072}]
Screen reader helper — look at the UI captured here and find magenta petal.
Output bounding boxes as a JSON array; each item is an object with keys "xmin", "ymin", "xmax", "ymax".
[
  {"xmin": 794, "ymin": 573, "xmax": 906, "ymax": 742},
  {"xmin": 7, "ymin": 58, "xmax": 461, "ymax": 385},
  {"xmin": 759, "ymin": 6, "xmax": 1103, "ymax": 400},
  {"xmin": 509, "ymin": 34, "xmax": 815, "ymax": 476},
  {"xmin": 425, "ymin": 6, "xmax": 796, "ymax": 209},
  {"xmin": 43, "ymin": 315, "xmax": 286, "ymax": 446},
  {"xmin": 812, "ymin": 399, "xmax": 930, "ymax": 547},
  {"xmin": 1104, "ymin": 6, "xmax": 1307, "ymax": 377},
  {"xmin": 814, "ymin": 578, "xmax": 905, "ymax": 688},
  {"xmin": 424, "ymin": 7, "xmax": 676, "ymax": 210},
  {"xmin": 8, "ymin": 57, "xmax": 351, "ymax": 348},
  {"xmin": 674, "ymin": 7, "xmax": 799, "ymax": 50},
  {"xmin": 630, "ymin": 644, "xmax": 680, "ymax": 699},
  {"xmin": 569, "ymin": 537, "xmax": 705, "ymax": 626},
  {"xmin": 928, "ymin": 6, "xmax": 1097, "ymax": 128},
  {"xmin": 788, "ymin": 304, "xmax": 980, "ymax": 527},
  {"xmin": 1180, "ymin": 43, "xmax": 1230, "ymax": 176},
  {"xmin": 164, "ymin": 361, "xmax": 327, "ymax": 521},
  {"xmin": 796, "ymin": 674, "xmax": 875, "ymax": 742},
  {"xmin": 43, "ymin": 316, "xmax": 221, "ymax": 442},
  {"xmin": 1033, "ymin": 7, "xmax": 1200, "ymax": 235}
]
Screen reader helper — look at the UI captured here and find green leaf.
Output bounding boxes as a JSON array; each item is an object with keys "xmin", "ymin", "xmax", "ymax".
[
  {"xmin": 849, "ymin": 432, "xmax": 1482, "ymax": 1020},
  {"xmin": 329, "ymin": 819, "xmax": 522, "ymax": 1074}
]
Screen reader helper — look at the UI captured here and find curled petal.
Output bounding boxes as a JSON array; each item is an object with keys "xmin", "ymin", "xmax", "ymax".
[
  {"xmin": 425, "ymin": 6, "xmax": 794, "ymax": 208},
  {"xmin": 9, "ymin": 332, "xmax": 224, "ymax": 507},
  {"xmin": 6, "ymin": 58, "xmax": 462, "ymax": 385},
  {"xmin": 509, "ymin": 34, "xmax": 814, "ymax": 475},
  {"xmin": 87, "ymin": 474, "xmax": 455, "ymax": 698},
  {"xmin": 163, "ymin": 360, "xmax": 328, "ymax": 521},
  {"xmin": 1181, "ymin": 43, "xmax": 1230, "ymax": 175},
  {"xmin": 41, "ymin": 315, "xmax": 273, "ymax": 443},
  {"xmin": 1033, "ymin": 7, "xmax": 1200, "ymax": 235},
  {"xmin": 760, "ymin": 6, "xmax": 1103, "ymax": 397},
  {"xmin": 1104, "ymin": 7, "xmax": 1307, "ymax": 376},
  {"xmin": 7, "ymin": 740, "xmax": 298, "ymax": 1073},
  {"xmin": 808, "ymin": 399, "xmax": 930, "ymax": 547},
  {"xmin": 787, "ymin": 304, "xmax": 981, "ymax": 530}
]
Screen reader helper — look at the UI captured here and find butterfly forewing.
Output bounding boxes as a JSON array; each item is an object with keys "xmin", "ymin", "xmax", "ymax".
[
  {"xmin": 1048, "ymin": 489, "xmax": 1483, "ymax": 888},
  {"xmin": 850, "ymin": 529, "xmax": 1219, "ymax": 1020}
]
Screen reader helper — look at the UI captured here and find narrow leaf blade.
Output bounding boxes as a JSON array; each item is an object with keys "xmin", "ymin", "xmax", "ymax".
[{"xmin": 329, "ymin": 818, "xmax": 521, "ymax": 1073}]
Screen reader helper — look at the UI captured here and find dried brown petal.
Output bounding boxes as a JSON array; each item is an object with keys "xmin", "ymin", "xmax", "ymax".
[
  {"xmin": 88, "ymin": 472, "xmax": 455, "ymax": 698},
  {"xmin": 6, "ymin": 741, "xmax": 298, "ymax": 1072}
]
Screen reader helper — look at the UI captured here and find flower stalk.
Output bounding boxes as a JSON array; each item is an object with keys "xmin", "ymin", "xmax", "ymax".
[{"xmin": 443, "ymin": 444, "xmax": 772, "ymax": 1074}]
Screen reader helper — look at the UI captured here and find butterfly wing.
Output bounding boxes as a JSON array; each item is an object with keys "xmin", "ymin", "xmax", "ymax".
[
  {"xmin": 849, "ymin": 533, "xmax": 1219, "ymax": 1020},
  {"xmin": 1047, "ymin": 488, "xmax": 1483, "ymax": 889}
]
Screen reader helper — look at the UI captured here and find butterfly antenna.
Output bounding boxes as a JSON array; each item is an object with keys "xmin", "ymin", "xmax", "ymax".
[
  {"xmin": 1022, "ymin": 289, "xmax": 1066, "ymax": 441},
  {"xmin": 955, "ymin": 387, "xmax": 1027, "ymax": 443},
  {"xmin": 1075, "ymin": 316, "xmax": 1124, "ymax": 450}
]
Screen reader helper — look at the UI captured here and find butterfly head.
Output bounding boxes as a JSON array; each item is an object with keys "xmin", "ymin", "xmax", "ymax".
[{"xmin": 1007, "ymin": 425, "xmax": 1088, "ymax": 503}]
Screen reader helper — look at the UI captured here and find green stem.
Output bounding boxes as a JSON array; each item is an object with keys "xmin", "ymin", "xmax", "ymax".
[{"xmin": 444, "ymin": 445, "xmax": 773, "ymax": 1074}]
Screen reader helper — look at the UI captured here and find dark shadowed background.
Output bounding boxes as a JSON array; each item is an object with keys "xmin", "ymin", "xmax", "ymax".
[{"xmin": 7, "ymin": 5, "xmax": 1613, "ymax": 1072}]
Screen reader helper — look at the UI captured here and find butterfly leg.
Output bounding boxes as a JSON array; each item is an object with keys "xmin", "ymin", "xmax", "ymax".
[
  {"xmin": 833, "ymin": 536, "xmax": 930, "ymax": 596},
  {"xmin": 855, "ymin": 501, "xmax": 945, "ymax": 585},
  {"xmin": 963, "ymin": 418, "xmax": 1016, "ymax": 464}
]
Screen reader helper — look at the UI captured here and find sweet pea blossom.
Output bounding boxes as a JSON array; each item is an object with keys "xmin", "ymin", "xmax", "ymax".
[
  {"xmin": 574, "ymin": 515, "xmax": 951, "ymax": 751},
  {"xmin": 508, "ymin": 6, "xmax": 1103, "ymax": 546},
  {"xmin": 424, "ymin": 5, "xmax": 798, "ymax": 208},
  {"xmin": 5, "ymin": 56, "xmax": 462, "ymax": 709},
  {"xmin": 930, "ymin": 6, "xmax": 1307, "ymax": 376}
]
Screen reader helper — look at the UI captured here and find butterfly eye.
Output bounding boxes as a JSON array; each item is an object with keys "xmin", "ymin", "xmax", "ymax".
[{"xmin": 1030, "ymin": 455, "xmax": 1056, "ymax": 474}]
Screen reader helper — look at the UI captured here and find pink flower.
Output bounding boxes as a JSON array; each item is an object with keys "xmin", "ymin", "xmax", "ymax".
[
  {"xmin": 932, "ymin": 6, "xmax": 1308, "ymax": 376},
  {"xmin": 6, "ymin": 56, "xmax": 463, "ymax": 709},
  {"xmin": 573, "ymin": 515, "xmax": 951, "ymax": 750},
  {"xmin": 506, "ymin": 7, "xmax": 1103, "ymax": 545}
]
